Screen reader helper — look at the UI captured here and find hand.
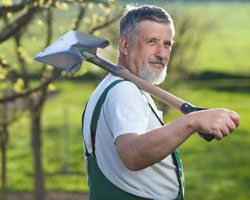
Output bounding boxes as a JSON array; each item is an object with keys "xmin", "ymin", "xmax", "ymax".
[{"xmin": 189, "ymin": 108, "xmax": 240, "ymax": 140}]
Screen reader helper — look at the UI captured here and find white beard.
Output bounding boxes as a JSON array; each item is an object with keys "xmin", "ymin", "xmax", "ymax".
[{"xmin": 138, "ymin": 59, "xmax": 167, "ymax": 85}]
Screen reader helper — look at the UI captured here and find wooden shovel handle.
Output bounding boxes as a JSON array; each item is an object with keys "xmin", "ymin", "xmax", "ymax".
[
  {"xmin": 86, "ymin": 53, "xmax": 186, "ymax": 109},
  {"xmin": 85, "ymin": 53, "xmax": 214, "ymax": 142}
]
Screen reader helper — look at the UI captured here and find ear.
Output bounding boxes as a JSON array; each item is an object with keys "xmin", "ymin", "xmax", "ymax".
[{"xmin": 119, "ymin": 35, "xmax": 129, "ymax": 56}]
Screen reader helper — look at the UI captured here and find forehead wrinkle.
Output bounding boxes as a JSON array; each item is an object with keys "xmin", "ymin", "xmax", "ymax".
[{"xmin": 139, "ymin": 21, "xmax": 173, "ymax": 38}]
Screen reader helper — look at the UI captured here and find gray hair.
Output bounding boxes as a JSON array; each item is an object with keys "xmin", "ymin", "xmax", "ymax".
[{"xmin": 119, "ymin": 5, "xmax": 175, "ymax": 43}]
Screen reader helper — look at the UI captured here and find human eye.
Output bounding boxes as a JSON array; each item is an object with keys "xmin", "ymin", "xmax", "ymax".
[
  {"xmin": 146, "ymin": 38, "xmax": 157, "ymax": 45},
  {"xmin": 164, "ymin": 41, "xmax": 173, "ymax": 48}
]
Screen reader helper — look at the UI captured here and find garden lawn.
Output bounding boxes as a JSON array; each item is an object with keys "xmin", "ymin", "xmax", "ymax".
[
  {"xmin": 6, "ymin": 76, "xmax": 250, "ymax": 200},
  {"xmin": 166, "ymin": 78, "xmax": 250, "ymax": 200}
]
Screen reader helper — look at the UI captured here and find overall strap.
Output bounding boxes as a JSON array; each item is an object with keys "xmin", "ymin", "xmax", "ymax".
[
  {"xmin": 147, "ymin": 100, "xmax": 184, "ymax": 200},
  {"xmin": 83, "ymin": 79, "xmax": 124, "ymax": 157},
  {"xmin": 82, "ymin": 100, "xmax": 91, "ymax": 157}
]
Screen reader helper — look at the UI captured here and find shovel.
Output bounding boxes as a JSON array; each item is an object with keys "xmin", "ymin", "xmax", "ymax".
[{"xmin": 33, "ymin": 30, "xmax": 214, "ymax": 142}]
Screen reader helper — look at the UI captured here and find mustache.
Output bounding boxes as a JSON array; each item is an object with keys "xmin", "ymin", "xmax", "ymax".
[{"xmin": 147, "ymin": 58, "xmax": 167, "ymax": 66}]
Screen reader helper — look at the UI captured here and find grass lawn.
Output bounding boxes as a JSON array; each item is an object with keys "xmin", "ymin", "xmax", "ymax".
[
  {"xmin": 165, "ymin": 1, "xmax": 250, "ymax": 75},
  {"xmin": 5, "ymin": 76, "xmax": 250, "ymax": 200},
  {"xmin": 165, "ymin": 78, "xmax": 250, "ymax": 200}
]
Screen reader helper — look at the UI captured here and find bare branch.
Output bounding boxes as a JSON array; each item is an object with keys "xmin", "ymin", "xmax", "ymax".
[
  {"xmin": 62, "ymin": 0, "xmax": 109, "ymax": 6},
  {"xmin": 89, "ymin": 11, "xmax": 123, "ymax": 35},
  {"xmin": 0, "ymin": 69, "xmax": 61, "ymax": 104},
  {"xmin": 72, "ymin": 4, "xmax": 86, "ymax": 30},
  {"xmin": 14, "ymin": 33, "xmax": 30, "ymax": 89},
  {"xmin": 0, "ymin": 6, "xmax": 38, "ymax": 43},
  {"xmin": 40, "ymin": 7, "xmax": 53, "ymax": 74},
  {"xmin": 0, "ymin": 4, "xmax": 25, "ymax": 16},
  {"xmin": 0, "ymin": 111, "xmax": 20, "ymax": 126},
  {"xmin": 0, "ymin": 59, "xmax": 19, "ymax": 83},
  {"xmin": 36, "ymin": 7, "xmax": 55, "ymax": 109}
]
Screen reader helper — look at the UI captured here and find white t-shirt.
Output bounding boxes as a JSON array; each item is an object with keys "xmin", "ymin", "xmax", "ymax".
[{"xmin": 83, "ymin": 73, "xmax": 179, "ymax": 200}]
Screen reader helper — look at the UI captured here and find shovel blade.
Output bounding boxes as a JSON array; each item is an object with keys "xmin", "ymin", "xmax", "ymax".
[{"xmin": 33, "ymin": 30, "xmax": 110, "ymax": 72}]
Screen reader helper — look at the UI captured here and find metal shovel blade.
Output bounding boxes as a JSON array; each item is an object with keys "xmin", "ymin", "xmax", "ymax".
[{"xmin": 33, "ymin": 30, "xmax": 110, "ymax": 72}]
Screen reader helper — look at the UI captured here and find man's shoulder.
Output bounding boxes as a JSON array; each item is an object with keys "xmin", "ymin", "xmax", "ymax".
[
  {"xmin": 107, "ymin": 76, "xmax": 142, "ymax": 96},
  {"xmin": 100, "ymin": 73, "xmax": 141, "ymax": 94},
  {"xmin": 88, "ymin": 73, "xmax": 143, "ymax": 107}
]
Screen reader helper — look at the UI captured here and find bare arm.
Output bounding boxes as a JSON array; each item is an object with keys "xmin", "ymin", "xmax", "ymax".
[{"xmin": 115, "ymin": 108, "xmax": 240, "ymax": 171}]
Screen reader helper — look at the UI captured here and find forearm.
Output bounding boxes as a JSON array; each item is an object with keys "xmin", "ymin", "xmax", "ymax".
[
  {"xmin": 116, "ymin": 114, "xmax": 195, "ymax": 171},
  {"xmin": 116, "ymin": 108, "xmax": 240, "ymax": 171}
]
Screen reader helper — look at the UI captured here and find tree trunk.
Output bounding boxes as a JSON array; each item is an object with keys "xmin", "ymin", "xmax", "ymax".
[
  {"xmin": 1, "ymin": 129, "xmax": 8, "ymax": 200},
  {"xmin": 1, "ymin": 103, "xmax": 8, "ymax": 200},
  {"xmin": 31, "ymin": 108, "xmax": 45, "ymax": 200}
]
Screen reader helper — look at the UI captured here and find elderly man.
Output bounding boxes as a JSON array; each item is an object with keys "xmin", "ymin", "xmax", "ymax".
[{"xmin": 82, "ymin": 5, "xmax": 240, "ymax": 200}]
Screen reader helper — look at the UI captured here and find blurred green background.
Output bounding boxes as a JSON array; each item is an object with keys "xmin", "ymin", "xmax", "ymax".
[{"xmin": 0, "ymin": 1, "xmax": 250, "ymax": 200}]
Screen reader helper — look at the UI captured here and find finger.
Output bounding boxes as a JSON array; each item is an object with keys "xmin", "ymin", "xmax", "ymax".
[
  {"xmin": 213, "ymin": 129, "xmax": 223, "ymax": 140},
  {"xmin": 221, "ymin": 123, "xmax": 231, "ymax": 137},
  {"xmin": 214, "ymin": 133, "xmax": 223, "ymax": 140},
  {"xmin": 226, "ymin": 117, "xmax": 237, "ymax": 133},
  {"xmin": 229, "ymin": 111, "xmax": 240, "ymax": 127}
]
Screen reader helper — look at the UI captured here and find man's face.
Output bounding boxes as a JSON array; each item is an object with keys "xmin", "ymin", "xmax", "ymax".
[{"xmin": 125, "ymin": 20, "xmax": 174, "ymax": 85}]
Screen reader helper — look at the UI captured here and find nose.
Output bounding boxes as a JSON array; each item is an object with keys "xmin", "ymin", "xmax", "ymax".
[{"xmin": 154, "ymin": 44, "xmax": 169, "ymax": 60}]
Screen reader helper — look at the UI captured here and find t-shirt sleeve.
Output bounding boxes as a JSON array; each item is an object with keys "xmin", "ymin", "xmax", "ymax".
[{"xmin": 104, "ymin": 81, "xmax": 149, "ymax": 142}]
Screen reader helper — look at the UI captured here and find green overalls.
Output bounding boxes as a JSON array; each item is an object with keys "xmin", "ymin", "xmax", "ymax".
[{"xmin": 82, "ymin": 80, "xmax": 184, "ymax": 200}]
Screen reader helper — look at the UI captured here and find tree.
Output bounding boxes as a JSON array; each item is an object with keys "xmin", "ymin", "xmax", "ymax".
[{"xmin": 0, "ymin": 0, "xmax": 123, "ymax": 200}]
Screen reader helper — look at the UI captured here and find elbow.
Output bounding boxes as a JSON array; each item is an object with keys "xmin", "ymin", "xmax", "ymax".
[
  {"xmin": 115, "ymin": 133, "xmax": 147, "ymax": 171},
  {"xmin": 117, "ymin": 144, "xmax": 145, "ymax": 171},
  {"xmin": 121, "ymin": 157, "xmax": 144, "ymax": 171}
]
